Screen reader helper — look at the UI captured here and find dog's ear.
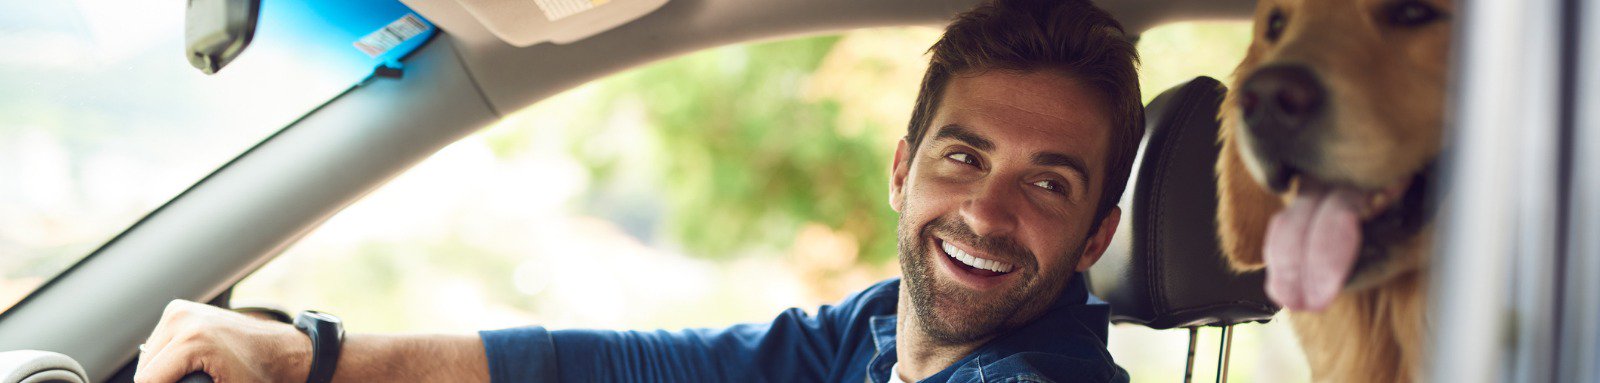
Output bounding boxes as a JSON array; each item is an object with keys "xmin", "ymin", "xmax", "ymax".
[{"xmin": 1215, "ymin": 118, "xmax": 1281, "ymax": 271}]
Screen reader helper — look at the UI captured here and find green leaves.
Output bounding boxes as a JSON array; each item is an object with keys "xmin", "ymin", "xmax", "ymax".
[{"xmin": 564, "ymin": 34, "xmax": 904, "ymax": 263}]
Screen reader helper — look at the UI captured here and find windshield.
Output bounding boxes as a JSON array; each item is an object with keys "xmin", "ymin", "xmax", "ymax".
[{"xmin": 0, "ymin": 0, "xmax": 432, "ymax": 313}]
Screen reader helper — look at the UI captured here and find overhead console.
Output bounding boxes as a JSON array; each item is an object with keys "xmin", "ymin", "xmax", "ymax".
[{"xmin": 443, "ymin": 0, "xmax": 668, "ymax": 46}]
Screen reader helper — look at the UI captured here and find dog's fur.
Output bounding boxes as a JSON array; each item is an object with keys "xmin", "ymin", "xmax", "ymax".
[{"xmin": 1215, "ymin": 0, "xmax": 1454, "ymax": 381}]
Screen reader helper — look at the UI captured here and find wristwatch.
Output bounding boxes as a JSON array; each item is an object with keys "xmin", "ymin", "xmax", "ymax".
[{"xmin": 293, "ymin": 310, "xmax": 344, "ymax": 383}]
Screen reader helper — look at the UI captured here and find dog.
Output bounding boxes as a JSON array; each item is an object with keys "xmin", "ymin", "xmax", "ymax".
[{"xmin": 1213, "ymin": 0, "xmax": 1454, "ymax": 381}]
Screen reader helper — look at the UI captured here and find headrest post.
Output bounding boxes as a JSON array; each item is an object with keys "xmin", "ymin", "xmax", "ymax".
[
  {"xmin": 1216, "ymin": 324, "xmax": 1235, "ymax": 383},
  {"xmin": 1184, "ymin": 327, "xmax": 1199, "ymax": 383}
]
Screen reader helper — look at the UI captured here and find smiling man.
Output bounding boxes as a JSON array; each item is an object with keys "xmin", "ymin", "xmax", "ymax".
[
  {"xmin": 133, "ymin": 0, "xmax": 1142, "ymax": 382},
  {"xmin": 883, "ymin": 1, "xmax": 1142, "ymax": 379}
]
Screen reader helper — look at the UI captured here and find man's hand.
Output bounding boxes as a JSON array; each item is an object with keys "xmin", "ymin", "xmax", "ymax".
[{"xmin": 134, "ymin": 299, "xmax": 312, "ymax": 383}]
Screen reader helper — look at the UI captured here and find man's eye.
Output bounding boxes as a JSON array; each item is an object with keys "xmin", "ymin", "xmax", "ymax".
[
  {"xmin": 947, "ymin": 152, "xmax": 979, "ymax": 167},
  {"xmin": 1032, "ymin": 180, "xmax": 1064, "ymax": 194}
]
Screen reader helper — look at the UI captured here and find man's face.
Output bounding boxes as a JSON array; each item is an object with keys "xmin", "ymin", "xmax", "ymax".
[{"xmin": 890, "ymin": 70, "xmax": 1120, "ymax": 344}]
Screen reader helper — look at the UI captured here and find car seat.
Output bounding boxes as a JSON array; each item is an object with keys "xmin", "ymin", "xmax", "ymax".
[{"xmin": 1086, "ymin": 76, "xmax": 1279, "ymax": 382}]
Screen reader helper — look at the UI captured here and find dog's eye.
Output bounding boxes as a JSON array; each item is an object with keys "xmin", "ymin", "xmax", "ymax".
[
  {"xmin": 1265, "ymin": 9, "xmax": 1287, "ymax": 42},
  {"xmin": 1385, "ymin": 1, "xmax": 1444, "ymax": 27}
]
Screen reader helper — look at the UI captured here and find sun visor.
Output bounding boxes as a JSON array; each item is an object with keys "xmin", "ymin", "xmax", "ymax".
[{"xmin": 449, "ymin": 0, "xmax": 668, "ymax": 46}]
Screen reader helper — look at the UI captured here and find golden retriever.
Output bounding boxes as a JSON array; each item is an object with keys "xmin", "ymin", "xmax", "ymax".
[{"xmin": 1214, "ymin": 0, "xmax": 1454, "ymax": 381}]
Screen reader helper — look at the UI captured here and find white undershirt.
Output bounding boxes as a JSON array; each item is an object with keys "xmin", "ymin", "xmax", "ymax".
[{"xmin": 888, "ymin": 362, "xmax": 911, "ymax": 383}]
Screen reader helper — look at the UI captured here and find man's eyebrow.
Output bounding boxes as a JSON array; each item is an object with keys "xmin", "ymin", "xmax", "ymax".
[
  {"xmin": 932, "ymin": 125, "xmax": 993, "ymax": 151},
  {"xmin": 1034, "ymin": 152, "xmax": 1090, "ymax": 183}
]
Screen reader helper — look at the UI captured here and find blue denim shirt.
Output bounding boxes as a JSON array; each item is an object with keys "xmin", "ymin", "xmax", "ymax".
[{"xmin": 480, "ymin": 273, "xmax": 1128, "ymax": 382}]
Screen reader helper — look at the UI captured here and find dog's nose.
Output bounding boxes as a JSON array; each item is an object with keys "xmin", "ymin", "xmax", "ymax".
[
  {"xmin": 1237, "ymin": 64, "xmax": 1326, "ymax": 192},
  {"xmin": 1239, "ymin": 64, "xmax": 1325, "ymax": 134}
]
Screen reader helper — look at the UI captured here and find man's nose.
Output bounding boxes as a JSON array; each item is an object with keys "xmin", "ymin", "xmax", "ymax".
[{"xmin": 960, "ymin": 181, "xmax": 1020, "ymax": 238}]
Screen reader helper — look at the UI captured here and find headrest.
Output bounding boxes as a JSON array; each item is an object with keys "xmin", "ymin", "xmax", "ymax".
[{"xmin": 1086, "ymin": 76, "xmax": 1279, "ymax": 329}]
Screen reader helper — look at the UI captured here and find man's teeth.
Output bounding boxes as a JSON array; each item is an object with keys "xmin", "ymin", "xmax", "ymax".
[{"xmin": 941, "ymin": 241, "xmax": 1014, "ymax": 273}]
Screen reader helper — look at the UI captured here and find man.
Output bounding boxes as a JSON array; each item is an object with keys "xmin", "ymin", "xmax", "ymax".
[{"xmin": 133, "ymin": 0, "xmax": 1143, "ymax": 381}]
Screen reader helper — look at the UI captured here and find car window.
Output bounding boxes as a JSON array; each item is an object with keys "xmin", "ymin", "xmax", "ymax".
[
  {"xmin": 231, "ymin": 27, "xmax": 933, "ymax": 333},
  {"xmin": 0, "ymin": 1, "xmax": 431, "ymax": 314},
  {"xmin": 231, "ymin": 22, "xmax": 1308, "ymax": 381}
]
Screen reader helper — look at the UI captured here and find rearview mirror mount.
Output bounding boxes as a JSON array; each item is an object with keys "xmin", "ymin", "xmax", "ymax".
[{"xmin": 185, "ymin": 0, "xmax": 261, "ymax": 75}]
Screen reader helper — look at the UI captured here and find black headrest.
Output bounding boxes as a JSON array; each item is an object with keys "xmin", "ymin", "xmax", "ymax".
[{"xmin": 1086, "ymin": 76, "xmax": 1279, "ymax": 329}]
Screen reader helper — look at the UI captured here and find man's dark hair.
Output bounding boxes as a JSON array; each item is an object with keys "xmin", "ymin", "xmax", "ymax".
[{"xmin": 907, "ymin": 0, "xmax": 1143, "ymax": 228}]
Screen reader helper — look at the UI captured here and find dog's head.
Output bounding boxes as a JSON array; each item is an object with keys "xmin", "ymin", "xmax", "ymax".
[{"xmin": 1216, "ymin": 0, "xmax": 1454, "ymax": 311}]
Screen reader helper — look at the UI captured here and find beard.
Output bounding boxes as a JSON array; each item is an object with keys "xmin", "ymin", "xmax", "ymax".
[{"xmin": 898, "ymin": 212, "xmax": 1084, "ymax": 345}]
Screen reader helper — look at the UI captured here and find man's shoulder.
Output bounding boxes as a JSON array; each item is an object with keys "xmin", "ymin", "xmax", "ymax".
[
  {"xmin": 854, "ymin": 277, "xmax": 902, "ymax": 302},
  {"xmin": 942, "ymin": 352, "xmax": 1129, "ymax": 383},
  {"xmin": 829, "ymin": 277, "xmax": 901, "ymax": 313},
  {"xmin": 800, "ymin": 277, "xmax": 901, "ymax": 337},
  {"xmin": 992, "ymin": 352, "xmax": 1128, "ymax": 383},
  {"xmin": 937, "ymin": 294, "xmax": 1125, "ymax": 383}
]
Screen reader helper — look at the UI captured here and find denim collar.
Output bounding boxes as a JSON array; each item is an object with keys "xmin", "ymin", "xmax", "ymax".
[
  {"xmin": 867, "ymin": 315, "xmax": 899, "ymax": 382},
  {"xmin": 864, "ymin": 273, "xmax": 1105, "ymax": 383}
]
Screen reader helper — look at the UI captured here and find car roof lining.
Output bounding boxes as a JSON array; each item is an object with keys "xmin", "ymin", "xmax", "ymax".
[{"xmin": 403, "ymin": 0, "xmax": 1256, "ymax": 117}]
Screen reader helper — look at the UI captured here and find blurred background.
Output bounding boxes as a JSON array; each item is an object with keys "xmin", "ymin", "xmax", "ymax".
[{"xmin": 1, "ymin": 14, "xmax": 1309, "ymax": 382}]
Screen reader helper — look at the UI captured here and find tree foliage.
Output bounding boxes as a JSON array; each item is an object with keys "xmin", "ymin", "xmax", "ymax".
[{"xmin": 560, "ymin": 35, "xmax": 904, "ymax": 263}]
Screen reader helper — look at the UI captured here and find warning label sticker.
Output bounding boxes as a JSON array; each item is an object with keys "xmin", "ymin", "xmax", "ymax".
[{"xmin": 354, "ymin": 14, "xmax": 430, "ymax": 58}]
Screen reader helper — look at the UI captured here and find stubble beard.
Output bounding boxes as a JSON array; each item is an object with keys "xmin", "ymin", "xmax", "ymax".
[{"xmin": 897, "ymin": 210, "xmax": 1082, "ymax": 345}]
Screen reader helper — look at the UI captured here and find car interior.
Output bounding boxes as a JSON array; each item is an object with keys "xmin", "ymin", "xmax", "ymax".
[{"xmin": 3, "ymin": 0, "xmax": 1596, "ymax": 382}]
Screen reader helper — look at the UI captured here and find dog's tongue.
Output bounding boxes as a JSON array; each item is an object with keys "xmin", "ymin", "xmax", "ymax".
[{"xmin": 1263, "ymin": 185, "xmax": 1362, "ymax": 311}]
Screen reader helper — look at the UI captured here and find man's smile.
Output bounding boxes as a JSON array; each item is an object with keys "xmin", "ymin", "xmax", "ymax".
[{"xmin": 933, "ymin": 236, "xmax": 1018, "ymax": 289}]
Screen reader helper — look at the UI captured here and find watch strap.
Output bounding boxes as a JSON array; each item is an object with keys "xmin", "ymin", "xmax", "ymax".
[{"xmin": 294, "ymin": 311, "xmax": 343, "ymax": 383}]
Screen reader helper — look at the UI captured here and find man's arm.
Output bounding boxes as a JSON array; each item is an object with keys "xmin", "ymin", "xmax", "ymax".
[
  {"xmin": 139, "ymin": 281, "xmax": 878, "ymax": 383},
  {"xmin": 480, "ymin": 306, "xmax": 846, "ymax": 382},
  {"xmin": 481, "ymin": 281, "xmax": 898, "ymax": 382},
  {"xmin": 330, "ymin": 334, "xmax": 488, "ymax": 382},
  {"xmin": 133, "ymin": 300, "xmax": 488, "ymax": 383}
]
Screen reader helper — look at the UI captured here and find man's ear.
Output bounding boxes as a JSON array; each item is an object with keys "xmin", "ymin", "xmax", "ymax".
[
  {"xmin": 889, "ymin": 139, "xmax": 911, "ymax": 213},
  {"xmin": 1075, "ymin": 206, "xmax": 1121, "ymax": 272}
]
